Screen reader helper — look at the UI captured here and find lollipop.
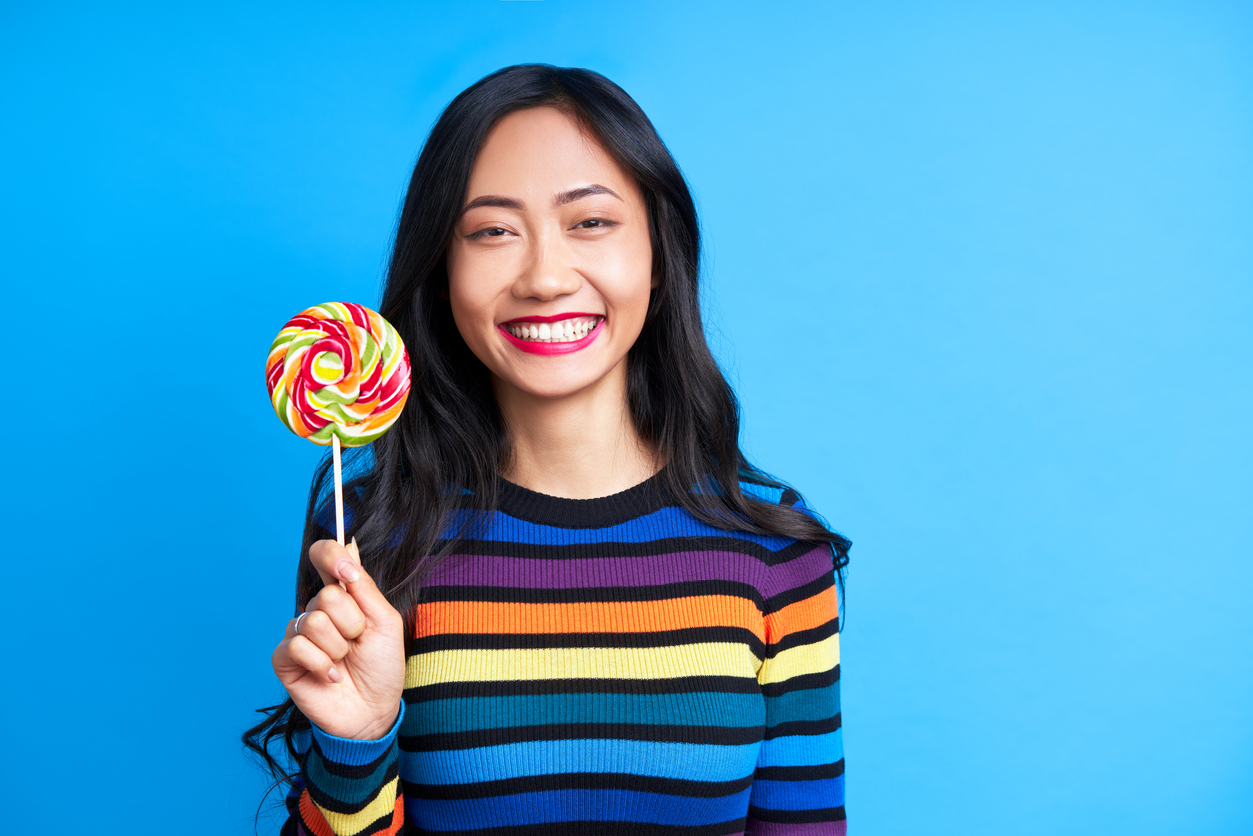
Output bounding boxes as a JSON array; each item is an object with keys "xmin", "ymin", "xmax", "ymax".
[{"xmin": 265, "ymin": 302, "xmax": 411, "ymax": 544}]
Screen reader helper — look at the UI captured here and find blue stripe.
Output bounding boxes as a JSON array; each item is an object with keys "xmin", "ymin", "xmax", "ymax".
[
  {"xmin": 400, "ymin": 738, "xmax": 760, "ymax": 785},
  {"xmin": 404, "ymin": 692, "xmax": 766, "ymax": 734},
  {"xmin": 407, "ymin": 785, "xmax": 753, "ymax": 829},
  {"xmin": 755, "ymin": 728, "xmax": 844, "ymax": 768},
  {"xmin": 447, "ymin": 506, "xmax": 797, "ymax": 550},
  {"xmin": 749, "ymin": 774, "xmax": 845, "ymax": 810}
]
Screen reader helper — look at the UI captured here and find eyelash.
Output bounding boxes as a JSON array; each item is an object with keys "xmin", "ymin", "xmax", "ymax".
[{"xmin": 467, "ymin": 218, "xmax": 618, "ymax": 240}]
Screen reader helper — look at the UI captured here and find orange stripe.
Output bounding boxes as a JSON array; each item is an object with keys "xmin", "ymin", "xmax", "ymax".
[
  {"xmin": 764, "ymin": 584, "xmax": 838, "ymax": 644},
  {"xmin": 297, "ymin": 791, "xmax": 336, "ymax": 836},
  {"xmin": 415, "ymin": 595, "xmax": 763, "ymax": 642},
  {"xmin": 383, "ymin": 793, "xmax": 405, "ymax": 835}
]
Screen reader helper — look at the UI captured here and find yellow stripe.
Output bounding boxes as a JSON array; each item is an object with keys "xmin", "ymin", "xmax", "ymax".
[
  {"xmin": 405, "ymin": 642, "xmax": 761, "ymax": 688},
  {"xmin": 759, "ymin": 632, "xmax": 840, "ymax": 686},
  {"xmin": 313, "ymin": 776, "xmax": 398, "ymax": 836}
]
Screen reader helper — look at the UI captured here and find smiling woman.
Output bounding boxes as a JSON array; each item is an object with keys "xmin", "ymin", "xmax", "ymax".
[
  {"xmin": 244, "ymin": 63, "xmax": 852, "ymax": 836},
  {"xmin": 446, "ymin": 105, "xmax": 659, "ymax": 491}
]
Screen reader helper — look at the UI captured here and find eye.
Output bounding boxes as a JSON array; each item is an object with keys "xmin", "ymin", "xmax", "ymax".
[
  {"xmin": 575, "ymin": 218, "xmax": 618, "ymax": 230},
  {"xmin": 467, "ymin": 227, "xmax": 511, "ymax": 240}
]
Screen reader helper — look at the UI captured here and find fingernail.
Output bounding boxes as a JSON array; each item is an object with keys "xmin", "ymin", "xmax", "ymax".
[
  {"xmin": 336, "ymin": 560, "xmax": 360, "ymax": 583},
  {"xmin": 328, "ymin": 666, "xmax": 342, "ymax": 683}
]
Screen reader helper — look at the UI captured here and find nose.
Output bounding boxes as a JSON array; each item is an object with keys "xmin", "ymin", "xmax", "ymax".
[{"xmin": 511, "ymin": 231, "xmax": 581, "ymax": 302}]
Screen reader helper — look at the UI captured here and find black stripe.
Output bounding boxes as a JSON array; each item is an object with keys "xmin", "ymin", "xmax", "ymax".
[
  {"xmin": 767, "ymin": 618, "xmax": 838, "ymax": 658},
  {"xmin": 405, "ymin": 674, "xmax": 762, "ymax": 702},
  {"xmin": 492, "ymin": 471, "xmax": 673, "ymax": 527},
  {"xmin": 417, "ymin": 578, "xmax": 764, "ymax": 606},
  {"xmin": 746, "ymin": 805, "xmax": 846, "ymax": 824},
  {"xmin": 755, "ymin": 758, "xmax": 845, "ymax": 782},
  {"xmin": 760, "ymin": 664, "xmax": 839, "ymax": 698},
  {"xmin": 780, "ymin": 488, "xmax": 801, "ymax": 507},
  {"xmin": 762, "ymin": 713, "xmax": 841, "ymax": 741},
  {"xmin": 402, "ymin": 771, "xmax": 753, "ymax": 800},
  {"xmin": 307, "ymin": 737, "xmax": 397, "ymax": 780},
  {"xmin": 413, "ymin": 625, "xmax": 764, "ymax": 656},
  {"xmin": 401, "ymin": 721, "xmax": 765, "ymax": 752},
  {"xmin": 761, "ymin": 572, "xmax": 835, "ymax": 614}
]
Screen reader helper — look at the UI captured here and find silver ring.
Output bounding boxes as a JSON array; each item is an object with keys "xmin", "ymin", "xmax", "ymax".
[{"xmin": 294, "ymin": 612, "xmax": 310, "ymax": 636}]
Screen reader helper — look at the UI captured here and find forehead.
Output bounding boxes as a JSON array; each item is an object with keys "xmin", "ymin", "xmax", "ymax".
[{"xmin": 466, "ymin": 106, "xmax": 637, "ymax": 199}]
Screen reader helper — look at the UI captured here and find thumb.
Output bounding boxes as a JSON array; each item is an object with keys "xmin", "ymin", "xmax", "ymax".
[{"xmin": 336, "ymin": 538, "xmax": 398, "ymax": 624}]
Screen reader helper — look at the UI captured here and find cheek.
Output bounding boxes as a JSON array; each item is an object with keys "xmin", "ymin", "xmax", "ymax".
[
  {"xmin": 446, "ymin": 282, "xmax": 487, "ymax": 349},
  {"xmin": 617, "ymin": 239, "xmax": 654, "ymax": 316},
  {"xmin": 448, "ymin": 287, "xmax": 487, "ymax": 347}
]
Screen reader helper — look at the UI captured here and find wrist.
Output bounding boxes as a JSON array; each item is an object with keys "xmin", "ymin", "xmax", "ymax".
[
  {"xmin": 358, "ymin": 703, "xmax": 402, "ymax": 742},
  {"xmin": 310, "ymin": 702, "xmax": 405, "ymax": 765}
]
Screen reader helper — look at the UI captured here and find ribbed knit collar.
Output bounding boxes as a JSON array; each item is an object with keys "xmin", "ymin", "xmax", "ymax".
[{"xmin": 494, "ymin": 465, "xmax": 673, "ymax": 528}]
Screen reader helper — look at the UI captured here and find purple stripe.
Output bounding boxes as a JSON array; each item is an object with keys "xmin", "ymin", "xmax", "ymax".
[{"xmin": 426, "ymin": 545, "xmax": 832, "ymax": 600}]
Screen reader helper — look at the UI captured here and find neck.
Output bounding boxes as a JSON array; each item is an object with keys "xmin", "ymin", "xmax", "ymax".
[{"xmin": 494, "ymin": 369, "xmax": 661, "ymax": 500}]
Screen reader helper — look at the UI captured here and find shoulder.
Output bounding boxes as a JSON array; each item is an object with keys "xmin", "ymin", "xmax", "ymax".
[
  {"xmin": 736, "ymin": 473, "xmax": 826, "ymax": 524},
  {"xmin": 733, "ymin": 472, "xmax": 848, "ymax": 571}
]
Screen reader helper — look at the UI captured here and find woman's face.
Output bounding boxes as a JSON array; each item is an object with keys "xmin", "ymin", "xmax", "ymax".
[{"xmin": 444, "ymin": 106, "xmax": 656, "ymax": 405}]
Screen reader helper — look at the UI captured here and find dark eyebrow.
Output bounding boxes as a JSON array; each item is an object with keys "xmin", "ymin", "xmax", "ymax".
[{"xmin": 458, "ymin": 184, "xmax": 622, "ymax": 219}]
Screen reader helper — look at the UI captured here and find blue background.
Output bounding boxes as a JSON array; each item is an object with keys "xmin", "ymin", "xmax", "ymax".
[{"xmin": 3, "ymin": 2, "xmax": 1250, "ymax": 833}]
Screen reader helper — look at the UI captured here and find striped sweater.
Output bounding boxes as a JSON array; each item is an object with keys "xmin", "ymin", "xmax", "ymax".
[{"xmin": 283, "ymin": 470, "xmax": 846, "ymax": 835}]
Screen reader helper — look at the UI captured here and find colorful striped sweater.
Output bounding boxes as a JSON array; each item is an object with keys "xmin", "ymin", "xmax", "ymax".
[{"xmin": 282, "ymin": 471, "xmax": 845, "ymax": 835}]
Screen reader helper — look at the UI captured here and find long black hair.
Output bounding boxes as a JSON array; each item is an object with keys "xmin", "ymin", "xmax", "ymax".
[{"xmin": 243, "ymin": 62, "xmax": 851, "ymax": 807}]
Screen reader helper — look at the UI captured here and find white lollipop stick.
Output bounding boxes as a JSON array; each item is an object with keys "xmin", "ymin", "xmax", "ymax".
[{"xmin": 333, "ymin": 434, "xmax": 345, "ymax": 547}]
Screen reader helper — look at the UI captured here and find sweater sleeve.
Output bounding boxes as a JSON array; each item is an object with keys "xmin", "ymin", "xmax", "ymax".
[
  {"xmin": 746, "ymin": 531, "xmax": 846, "ymax": 834},
  {"xmin": 280, "ymin": 703, "xmax": 407, "ymax": 836}
]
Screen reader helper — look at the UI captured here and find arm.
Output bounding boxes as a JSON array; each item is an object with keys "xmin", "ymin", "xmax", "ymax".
[
  {"xmin": 747, "ymin": 539, "xmax": 846, "ymax": 834},
  {"xmin": 271, "ymin": 534, "xmax": 409, "ymax": 836},
  {"xmin": 280, "ymin": 707, "xmax": 407, "ymax": 836}
]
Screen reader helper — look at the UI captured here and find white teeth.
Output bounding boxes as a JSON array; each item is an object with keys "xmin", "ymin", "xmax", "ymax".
[{"xmin": 506, "ymin": 316, "xmax": 601, "ymax": 343}]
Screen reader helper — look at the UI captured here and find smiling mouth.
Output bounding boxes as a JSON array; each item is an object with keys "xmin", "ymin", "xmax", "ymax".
[{"xmin": 502, "ymin": 315, "xmax": 603, "ymax": 343}]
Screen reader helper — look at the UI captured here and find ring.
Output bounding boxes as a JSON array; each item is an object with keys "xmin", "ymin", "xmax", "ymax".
[{"xmin": 294, "ymin": 612, "xmax": 310, "ymax": 636}]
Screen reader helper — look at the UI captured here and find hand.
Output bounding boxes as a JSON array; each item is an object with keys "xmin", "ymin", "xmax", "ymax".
[{"xmin": 272, "ymin": 538, "xmax": 406, "ymax": 741}]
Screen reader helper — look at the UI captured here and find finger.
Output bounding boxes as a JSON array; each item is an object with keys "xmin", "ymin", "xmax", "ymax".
[
  {"xmin": 282, "ymin": 634, "xmax": 343, "ymax": 684},
  {"xmin": 308, "ymin": 539, "xmax": 354, "ymax": 590},
  {"xmin": 307, "ymin": 583, "xmax": 367, "ymax": 641},
  {"xmin": 292, "ymin": 608, "xmax": 351, "ymax": 661},
  {"xmin": 273, "ymin": 635, "xmax": 313, "ymax": 681}
]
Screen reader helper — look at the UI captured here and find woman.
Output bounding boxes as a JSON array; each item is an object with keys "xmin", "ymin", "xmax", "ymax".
[{"xmin": 245, "ymin": 63, "xmax": 851, "ymax": 835}]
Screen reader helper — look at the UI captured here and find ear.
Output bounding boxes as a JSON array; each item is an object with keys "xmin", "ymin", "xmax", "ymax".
[{"xmin": 650, "ymin": 265, "xmax": 660, "ymax": 290}]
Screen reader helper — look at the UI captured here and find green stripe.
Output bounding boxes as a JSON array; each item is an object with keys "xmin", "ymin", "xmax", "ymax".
[
  {"xmin": 763, "ymin": 686, "xmax": 840, "ymax": 725},
  {"xmin": 402, "ymin": 692, "xmax": 767, "ymax": 736}
]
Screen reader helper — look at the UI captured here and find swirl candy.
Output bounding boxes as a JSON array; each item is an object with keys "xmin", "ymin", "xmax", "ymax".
[{"xmin": 265, "ymin": 302, "xmax": 411, "ymax": 447}]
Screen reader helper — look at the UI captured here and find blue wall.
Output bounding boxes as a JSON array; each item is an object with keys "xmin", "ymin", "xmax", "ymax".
[{"xmin": 3, "ymin": 2, "xmax": 1249, "ymax": 833}]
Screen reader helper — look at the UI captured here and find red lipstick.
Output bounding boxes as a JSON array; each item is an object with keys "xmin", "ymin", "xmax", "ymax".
[
  {"xmin": 503, "ymin": 312, "xmax": 600, "ymax": 324},
  {"xmin": 499, "ymin": 316, "xmax": 605, "ymax": 356}
]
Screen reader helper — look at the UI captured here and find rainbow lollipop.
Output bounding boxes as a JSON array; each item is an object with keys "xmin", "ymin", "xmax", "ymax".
[{"xmin": 266, "ymin": 302, "xmax": 411, "ymax": 544}]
